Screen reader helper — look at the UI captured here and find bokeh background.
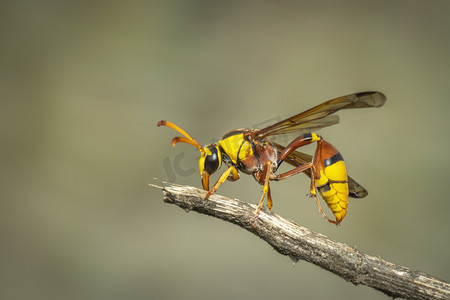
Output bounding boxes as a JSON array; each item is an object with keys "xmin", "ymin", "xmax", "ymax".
[{"xmin": 2, "ymin": 1, "xmax": 449, "ymax": 299}]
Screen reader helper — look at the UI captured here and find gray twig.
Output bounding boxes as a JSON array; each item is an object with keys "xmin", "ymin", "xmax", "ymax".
[{"xmin": 151, "ymin": 183, "xmax": 450, "ymax": 300}]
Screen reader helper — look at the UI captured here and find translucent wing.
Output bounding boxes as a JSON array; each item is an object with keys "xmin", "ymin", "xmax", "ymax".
[
  {"xmin": 273, "ymin": 142, "xmax": 368, "ymax": 198},
  {"xmin": 256, "ymin": 91, "xmax": 386, "ymax": 138}
]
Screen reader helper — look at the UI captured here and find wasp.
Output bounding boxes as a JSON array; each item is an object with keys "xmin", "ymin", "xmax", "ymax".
[{"xmin": 158, "ymin": 91, "xmax": 386, "ymax": 225}]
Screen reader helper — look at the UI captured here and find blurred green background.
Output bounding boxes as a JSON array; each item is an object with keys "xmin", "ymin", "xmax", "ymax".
[{"xmin": 2, "ymin": 1, "xmax": 449, "ymax": 299}]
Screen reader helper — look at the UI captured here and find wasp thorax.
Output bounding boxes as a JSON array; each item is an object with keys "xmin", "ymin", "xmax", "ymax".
[{"xmin": 199, "ymin": 144, "xmax": 222, "ymax": 175}]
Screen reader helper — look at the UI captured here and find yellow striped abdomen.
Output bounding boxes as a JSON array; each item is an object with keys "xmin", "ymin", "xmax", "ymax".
[
  {"xmin": 317, "ymin": 181, "xmax": 349, "ymax": 224},
  {"xmin": 314, "ymin": 140, "xmax": 349, "ymax": 224}
]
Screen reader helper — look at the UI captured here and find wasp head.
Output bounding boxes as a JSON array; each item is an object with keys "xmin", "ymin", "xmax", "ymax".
[{"xmin": 157, "ymin": 120, "xmax": 221, "ymax": 190}]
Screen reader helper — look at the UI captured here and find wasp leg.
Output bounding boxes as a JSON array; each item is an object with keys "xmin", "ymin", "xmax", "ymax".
[
  {"xmin": 274, "ymin": 162, "xmax": 313, "ymax": 181},
  {"xmin": 267, "ymin": 186, "xmax": 272, "ymax": 210},
  {"xmin": 276, "ymin": 161, "xmax": 338, "ymax": 224},
  {"xmin": 275, "ymin": 134, "xmax": 342, "ymax": 224},
  {"xmin": 205, "ymin": 165, "xmax": 238, "ymax": 198},
  {"xmin": 202, "ymin": 166, "xmax": 239, "ymax": 192},
  {"xmin": 202, "ymin": 170, "xmax": 210, "ymax": 191},
  {"xmin": 228, "ymin": 166, "xmax": 240, "ymax": 182},
  {"xmin": 254, "ymin": 162, "xmax": 272, "ymax": 226},
  {"xmin": 310, "ymin": 191, "xmax": 337, "ymax": 224},
  {"xmin": 310, "ymin": 192, "xmax": 338, "ymax": 224},
  {"xmin": 274, "ymin": 133, "xmax": 319, "ymax": 184},
  {"xmin": 309, "ymin": 166, "xmax": 339, "ymax": 225}
]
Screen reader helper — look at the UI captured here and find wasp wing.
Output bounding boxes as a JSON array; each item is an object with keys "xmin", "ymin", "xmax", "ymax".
[
  {"xmin": 273, "ymin": 142, "xmax": 368, "ymax": 198},
  {"xmin": 256, "ymin": 91, "xmax": 386, "ymax": 138}
]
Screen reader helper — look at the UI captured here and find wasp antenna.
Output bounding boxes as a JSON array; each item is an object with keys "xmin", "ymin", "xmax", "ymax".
[
  {"xmin": 171, "ymin": 137, "xmax": 205, "ymax": 152},
  {"xmin": 157, "ymin": 120, "xmax": 204, "ymax": 151}
]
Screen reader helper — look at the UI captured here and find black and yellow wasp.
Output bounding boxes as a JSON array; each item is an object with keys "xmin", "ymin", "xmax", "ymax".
[{"xmin": 158, "ymin": 91, "xmax": 386, "ymax": 224}]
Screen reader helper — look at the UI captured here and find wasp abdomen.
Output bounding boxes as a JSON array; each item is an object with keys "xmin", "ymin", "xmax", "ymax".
[
  {"xmin": 318, "ymin": 182, "xmax": 348, "ymax": 224},
  {"xmin": 314, "ymin": 139, "xmax": 349, "ymax": 224}
]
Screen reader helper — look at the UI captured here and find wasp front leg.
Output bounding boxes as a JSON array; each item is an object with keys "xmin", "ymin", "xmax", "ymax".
[{"xmin": 204, "ymin": 165, "xmax": 239, "ymax": 198}]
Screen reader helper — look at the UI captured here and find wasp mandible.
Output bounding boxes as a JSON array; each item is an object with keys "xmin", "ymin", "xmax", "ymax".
[{"xmin": 158, "ymin": 91, "xmax": 386, "ymax": 224}]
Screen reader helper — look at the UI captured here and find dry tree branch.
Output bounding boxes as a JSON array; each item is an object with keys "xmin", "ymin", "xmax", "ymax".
[{"xmin": 150, "ymin": 183, "xmax": 450, "ymax": 300}]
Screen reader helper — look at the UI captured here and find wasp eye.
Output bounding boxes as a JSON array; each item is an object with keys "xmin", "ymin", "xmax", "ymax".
[{"xmin": 204, "ymin": 145, "xmax": 220, "ymax": 174}]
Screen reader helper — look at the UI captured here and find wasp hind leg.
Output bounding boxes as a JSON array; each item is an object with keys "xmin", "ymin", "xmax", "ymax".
[
  {"xmin": 308, "ymin": 166, "xmax": 339, "ymax": 225},
  {"xmin": 275, "ymin": 133, "xmax": 342, "ymax": 225},
  {"xmin": 310, "ymin": 193, "xmax": 339, "ymax": 225}
]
